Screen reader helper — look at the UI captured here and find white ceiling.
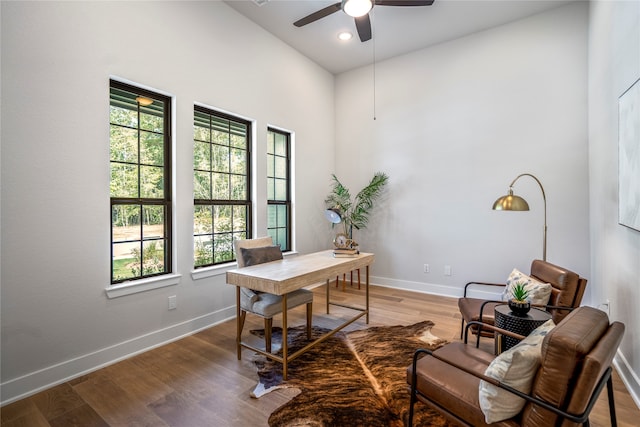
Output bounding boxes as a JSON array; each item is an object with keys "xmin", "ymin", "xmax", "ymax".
[{"xmin": 225, "ymin": 0, "xmax": 575, "ymax": 74}]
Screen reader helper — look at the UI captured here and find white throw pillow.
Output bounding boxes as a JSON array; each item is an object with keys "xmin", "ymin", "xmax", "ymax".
[
  {"xmin": 478, "ymin": 319, "xmax": 555, "ymax": 423},
  {"xmin": 502, "ymin": 268, "xmax": 553, "ymax": 305}
]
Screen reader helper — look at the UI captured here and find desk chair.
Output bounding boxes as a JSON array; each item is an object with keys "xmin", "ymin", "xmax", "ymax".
[{"xmin": 234, "ymin": 237, "xmax": 313, "ymax": 353}]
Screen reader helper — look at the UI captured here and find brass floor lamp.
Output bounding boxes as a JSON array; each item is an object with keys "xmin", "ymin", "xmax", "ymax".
[{"xmin": 492, "ymin": 173, "xmax": 547, "ymax": 261}]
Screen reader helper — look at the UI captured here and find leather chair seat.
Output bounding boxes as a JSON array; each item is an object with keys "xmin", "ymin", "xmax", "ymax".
[
  {"xmin": 408, "ymin": 342, "xmax": 502, "ymax": 427},
  {"xmin": 457, "ymin": 299, "xmax": 500, "ymax": 336}
]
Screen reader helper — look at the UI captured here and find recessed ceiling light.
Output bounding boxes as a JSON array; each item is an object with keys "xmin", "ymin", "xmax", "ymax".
[{"xmin": 338, "ymin": 31, "xmax": 353, "ymax": 41}]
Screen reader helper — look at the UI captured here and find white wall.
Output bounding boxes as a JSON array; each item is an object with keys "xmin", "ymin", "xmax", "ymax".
[
  {"xmin": 335, "ymin": 3, "xmax": 590, "ymax": 297},
  {"xmin": 588, "ymin": 0, "xmax": 640, "ymax": 405},
  {"xmin": 0, "ymin": 1, "xmax": 334, "ymax": 403}
]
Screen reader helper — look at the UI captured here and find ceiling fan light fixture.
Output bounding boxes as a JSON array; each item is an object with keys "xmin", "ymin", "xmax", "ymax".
[
  {"xmin": 338, "ymin": 31, "xmax": 353, "ymax": 41},
  {"xmin": 342, "ymin": 0, "xmax": 372, "ymax": 18}
]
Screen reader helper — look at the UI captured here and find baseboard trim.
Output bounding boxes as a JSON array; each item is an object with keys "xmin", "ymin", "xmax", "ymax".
[
  {"xmin": 1, "ymin": 306, "xmax": 236, "ymax": 406},
  {"xmin": 614, "ymin": 349, "xmax": 640, "ymax": 410},
  {"xmin": 369, "ymin": 275, "xmax": 502, "ymax": 300}
]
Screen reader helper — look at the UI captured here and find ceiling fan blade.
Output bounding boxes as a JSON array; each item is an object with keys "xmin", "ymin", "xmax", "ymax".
[
  {"xmin": 294, "ymin": 2, "xmax": 342, "ymax": 27},
  {"xmin": 374, "ymin": 0, "xmax": 434, "ymax": 6},
  {"xmin": 355, "ymin": 14, "xmax": 372, "ymax": 42}
]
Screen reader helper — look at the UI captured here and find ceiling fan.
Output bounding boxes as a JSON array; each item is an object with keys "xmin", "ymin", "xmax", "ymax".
[{"xmin": 293, "ymin": 0, "xmax": 435, "ymax": 42}]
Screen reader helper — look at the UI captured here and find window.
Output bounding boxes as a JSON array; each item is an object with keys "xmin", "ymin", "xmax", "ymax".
[
  {"xmin": 193, "ymin": 107, "xmax": 251, "ymax": 267},
  {"xmin": 267, "ymin": 128, "xmax": 291, "ymax": 251},
  {"xmin": 109, "ymin": 80, "xmax": 172, "ymax": 284}
]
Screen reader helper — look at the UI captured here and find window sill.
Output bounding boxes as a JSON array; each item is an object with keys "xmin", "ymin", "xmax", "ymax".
[
  {"xmin": 191, "ymin": 262, "xmax": 237, "ymax": 281},
  {"xmin": 106, "ymin": 274, "xmax": 182, "ymax": 299}
]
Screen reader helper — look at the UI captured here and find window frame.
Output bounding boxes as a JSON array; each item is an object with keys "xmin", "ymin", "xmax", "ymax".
[
  {"xmin": 109, "ymin": 79, "xmax": 173, "ymax": 286},
  {"xmin": 193, "ymin": 105, "xmax": 252, "ymax": 268},
  {"xmin": 266, "ymin": 127, "xmax": 292, "ymax": 252}
]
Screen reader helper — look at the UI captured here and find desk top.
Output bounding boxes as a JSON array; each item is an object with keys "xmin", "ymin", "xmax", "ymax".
[{"xmin": 226, "ymin": 250, "xmax": 375, "ymax": 295}]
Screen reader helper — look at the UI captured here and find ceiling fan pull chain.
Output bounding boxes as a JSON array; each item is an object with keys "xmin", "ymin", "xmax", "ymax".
[{"xmin": 372, "ymin": 9, "xmax": 376, "ymax": 121}]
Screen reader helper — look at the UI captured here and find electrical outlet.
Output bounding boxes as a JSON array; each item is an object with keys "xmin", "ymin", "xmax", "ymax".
[
  {"xmin": 444, "ymin": 265, "xmax": 452, "ymax": 276},
  {"xmin": 168, "ymin": 295, "xmax": 177, "ymax": 310},
  {"xmin": 423, "ymin": 264, "xmax": 430, "ymax": 273}
]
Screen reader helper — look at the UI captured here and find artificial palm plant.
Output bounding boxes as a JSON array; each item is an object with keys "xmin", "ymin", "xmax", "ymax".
[
  {"xmin": 324, "ymin": 172, "xmax": 389, "ymax": 239},
  {"xmin": 510, "ymin": 282, "xmax": 530, "ymax": 303}
]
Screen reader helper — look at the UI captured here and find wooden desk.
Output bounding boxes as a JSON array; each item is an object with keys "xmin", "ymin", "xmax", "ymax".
[{"xmin": 226, "ymin": 250, "xmax": 375, "ymax": 379}]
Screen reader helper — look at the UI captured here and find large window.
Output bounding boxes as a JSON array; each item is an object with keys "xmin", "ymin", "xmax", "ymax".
[
  {"xmin": 193, "ymin": 107, "xmax": 251, "ymax": 267},
  {"xmin": 267, "ymin": 128, "xmax": 291, "ymax": 251},
  {"xmin": 110, "ymin": 80, "xmax": 172, "ymax": 284}
]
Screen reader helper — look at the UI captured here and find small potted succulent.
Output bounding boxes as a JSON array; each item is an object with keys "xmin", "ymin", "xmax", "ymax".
[{"xmin": 508, "ymin": 282, "xmax": 531, "ymax": 316}]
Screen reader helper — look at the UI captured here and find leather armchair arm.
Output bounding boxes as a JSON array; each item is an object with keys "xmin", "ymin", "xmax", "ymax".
[
  {"xmin": 410, "ymin": 348, "xmax": 613, "ymax": 425},
  {"xmin": 478, "ymin": 299, "xmax": 503, "ymax": 322},
  {"xmin": 463, "ymin": 281, "xmax": 506, "ymax": 297}
]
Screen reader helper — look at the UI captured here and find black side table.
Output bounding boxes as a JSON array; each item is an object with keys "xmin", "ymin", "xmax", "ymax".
[{"xmin": 494, "ymin": 304, "xmax": 552, "ymax": 354}]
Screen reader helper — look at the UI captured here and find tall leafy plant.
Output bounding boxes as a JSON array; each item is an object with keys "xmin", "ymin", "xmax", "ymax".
[{"xmin": 325, "ymin": 172, "xmax": 389, "ymax": 238}]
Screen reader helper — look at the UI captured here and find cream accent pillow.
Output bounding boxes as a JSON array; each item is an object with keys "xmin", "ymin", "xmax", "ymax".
[
  {"xmin": 478, "ymin": 319, "xmax": 555, "ymax": 423},
  {"xmin": 502, "ymin": 268, "xmax": 553, "ymax": 305}
]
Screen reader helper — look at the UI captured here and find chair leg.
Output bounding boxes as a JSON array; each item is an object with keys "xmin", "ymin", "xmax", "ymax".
[
  {"xmin": 460, "ymin": 318, "xmax": 465, "ymax": 340},
  {"xmin": 409, "ymin": 367, "xmax": 418, "ymax": 426},
  {"xmin": 607, "ymin": 375, "xmax": 618, "ymax": 427},
  {"xmin": 264, "ymin": 318, "xmax": 273, "ymax": 353},
  {"xmin": 306, "ymin": 302, "xmax": 313, "ymax": 340}
]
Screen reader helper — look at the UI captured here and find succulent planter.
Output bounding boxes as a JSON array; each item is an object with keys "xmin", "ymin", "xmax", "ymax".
[{"xmin": 508, "ymin": 300, "xmax": 531, "ymax": 316}]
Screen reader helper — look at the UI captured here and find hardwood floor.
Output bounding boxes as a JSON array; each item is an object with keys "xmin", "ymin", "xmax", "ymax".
[{"xmin": 2, "ymin": 284, "xmax": 639, "ymax": 426}]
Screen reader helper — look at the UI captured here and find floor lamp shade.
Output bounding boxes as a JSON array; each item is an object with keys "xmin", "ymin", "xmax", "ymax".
[{"xmin": 492, "ymin": 173, "xmax": 547, "ymax": 261}]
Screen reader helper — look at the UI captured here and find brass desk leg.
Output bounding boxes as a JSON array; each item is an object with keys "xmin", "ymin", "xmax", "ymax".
[
  {"xmin": 282, "ymin": 293, "xmax": 288, "ymax": 381},
  {"xmin": 366, "ymin": 265, "xmax": 370, "ymax": 324},
  {"xmin": 236, "ymin": 286, "xmax": 241, "ymax": 360}
]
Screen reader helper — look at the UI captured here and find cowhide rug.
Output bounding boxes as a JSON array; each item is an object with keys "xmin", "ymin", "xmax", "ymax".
[{"xmin": 250, "ymin": 321, "xmax": 453, "ymax": 427}]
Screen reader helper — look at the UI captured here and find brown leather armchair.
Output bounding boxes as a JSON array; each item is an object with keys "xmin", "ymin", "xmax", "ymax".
[
  {"xmin": 458, "ymin": 259, "xmax": 587, "ymax": 345},
  {"xmin": 407, "ymin": 306, "xmax": 624, "ymax": 427}
]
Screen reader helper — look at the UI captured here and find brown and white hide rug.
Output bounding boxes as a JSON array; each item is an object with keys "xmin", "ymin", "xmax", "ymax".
[{"xmin": 250, "ymin": 321, "xmax": 453, "ymax": 427}]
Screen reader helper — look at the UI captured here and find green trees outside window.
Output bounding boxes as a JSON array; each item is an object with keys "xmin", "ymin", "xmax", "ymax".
[
  {"xmin": 193, "ymin": 107, "xmax": 251, "ymax": 267},
  {"xmin": 110, "ymin": 80, "xmax": 172, "ymax": 283}
]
